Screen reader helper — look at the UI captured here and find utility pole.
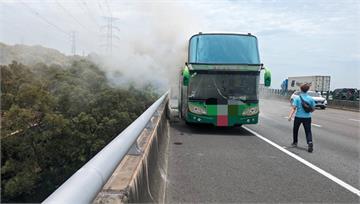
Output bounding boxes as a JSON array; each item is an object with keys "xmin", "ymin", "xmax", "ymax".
[{"xmin": 70, "ymin": 31, "xmax": 76, "ymax": 55}]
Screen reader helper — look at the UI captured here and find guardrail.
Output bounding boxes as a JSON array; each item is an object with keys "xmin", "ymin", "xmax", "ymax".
[{"xmin": 43, "ymin": 92, "xmax": 168, "ymax": 204}]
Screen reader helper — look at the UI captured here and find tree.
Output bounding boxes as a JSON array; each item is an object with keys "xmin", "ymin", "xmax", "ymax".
[{"xmin": 1, "ymin": 60, "xmax": 158, "ymax": 202}]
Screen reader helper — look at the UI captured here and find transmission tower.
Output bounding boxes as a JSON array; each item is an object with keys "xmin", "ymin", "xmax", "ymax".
[
  {"xmin": 70, "ymin": 31, "xmax": 76, "ymax": 55},
  {"xmin": 106, "ymin": 17, "xmax": 112, "ymax": 55},
  {"xmin": 101, "ymin": 17, "xmax": 119, "ymax": 56}
]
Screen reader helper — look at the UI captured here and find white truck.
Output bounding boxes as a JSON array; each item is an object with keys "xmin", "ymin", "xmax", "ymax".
[{"xmin": 287, "ymin": 76, "xmax": 330, "ymax": 92}]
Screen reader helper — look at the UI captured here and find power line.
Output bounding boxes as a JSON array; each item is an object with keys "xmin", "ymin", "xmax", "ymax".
[
  {"xmin": 79, "ymin": 0, "xmax": 101, "ymax": 28},
  {"xmin": 19, "ymin": 1, "xmax": 70, "ymax": 37},
  {"xmin": 18, "ymin": 1, "xmax": 84, "ymax": 54},
  {"xmin": 54, "ymin": 1, "xmax": 103, "ymax": 53},
  {"xmin": 55, "ymin": 0, "xmax": 92, "ymax": 33}
]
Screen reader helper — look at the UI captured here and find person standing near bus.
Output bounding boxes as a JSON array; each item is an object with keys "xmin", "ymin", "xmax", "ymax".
[{"xmin": 288, "ymin": 83, "xmax": 316, "ymax": 153}]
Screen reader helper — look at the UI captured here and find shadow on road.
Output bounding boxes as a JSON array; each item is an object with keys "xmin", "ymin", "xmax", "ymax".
[{"xmin": 170, "ymin": 121, "xmax": 255, "ymax": 137}]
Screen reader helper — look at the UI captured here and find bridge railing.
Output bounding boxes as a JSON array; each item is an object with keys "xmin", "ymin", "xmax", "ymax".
[{"xmin": 43, "ymin": 92, "xmax": 169, "ymax": 204}]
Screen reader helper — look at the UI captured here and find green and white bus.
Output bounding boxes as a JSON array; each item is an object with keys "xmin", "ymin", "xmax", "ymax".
[{"xmin": 179, "ymin": 33, "xmax": 271, "ymax": 126}]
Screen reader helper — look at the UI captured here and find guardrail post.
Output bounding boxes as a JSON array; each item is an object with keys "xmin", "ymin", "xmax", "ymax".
[
  {"xmin": 127, "ymin": 141, "xmax": 142, "ymax": 155},
  {"xmin": 146, "ymin": 119, "xmax": 155, "ymax": 129},
  {"xmin": 153, "ymin": 109, "xmax": 160, "ymax": 117}
]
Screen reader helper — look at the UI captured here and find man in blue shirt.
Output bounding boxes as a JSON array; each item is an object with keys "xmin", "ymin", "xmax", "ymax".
[{"xmin": 288, "ymin": 84, "xmax": 316, "ymax": 152}]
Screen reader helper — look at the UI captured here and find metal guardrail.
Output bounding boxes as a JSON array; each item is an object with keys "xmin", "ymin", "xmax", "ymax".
[{"xmin": 43, "ymin": 92, "xmax": 168, "ymax": 204}]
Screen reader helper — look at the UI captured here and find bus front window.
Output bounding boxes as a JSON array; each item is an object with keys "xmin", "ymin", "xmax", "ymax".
[{"xmin": 188, "ymin": 73, "xmax": 259, "ymax": 103}]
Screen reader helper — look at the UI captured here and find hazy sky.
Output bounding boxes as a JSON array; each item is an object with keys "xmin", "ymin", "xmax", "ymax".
[{"xmin": 1, "ymin": 0, "xmax": 359, "ymax": 89}]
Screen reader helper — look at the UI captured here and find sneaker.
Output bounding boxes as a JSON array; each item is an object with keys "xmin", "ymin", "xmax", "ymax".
[
  {"xmin": 291, "ymin": 142, "xmax": 297, "ymax": 147},
  {"xmin": 308, "ymin": 143, "xmax": 313, "ymax": 153}
]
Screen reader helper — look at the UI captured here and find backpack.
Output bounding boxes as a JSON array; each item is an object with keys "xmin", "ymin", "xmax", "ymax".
[{"xmin": 299, "ymin": 95, "xmax": 314, "ymax": 113}]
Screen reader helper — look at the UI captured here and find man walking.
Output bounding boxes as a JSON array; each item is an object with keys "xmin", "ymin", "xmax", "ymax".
[{"xmin": 288, "ymin": 83, "xmax": 316, "ymax": 152}]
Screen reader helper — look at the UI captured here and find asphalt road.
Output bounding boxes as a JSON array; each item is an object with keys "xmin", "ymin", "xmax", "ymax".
[{"xmin": 164, "ymin": 98, "xmax": 360, "ymax": 203}]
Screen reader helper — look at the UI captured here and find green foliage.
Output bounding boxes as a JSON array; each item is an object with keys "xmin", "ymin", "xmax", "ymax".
[{"xmin": 1, "ymin": 60, "xmax": 158, "ymax": 202}]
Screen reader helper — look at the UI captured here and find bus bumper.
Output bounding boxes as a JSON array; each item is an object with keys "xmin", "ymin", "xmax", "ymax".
[{"xmin": 186, "ymin": 112, "xmax": 258, "ymax": 127}]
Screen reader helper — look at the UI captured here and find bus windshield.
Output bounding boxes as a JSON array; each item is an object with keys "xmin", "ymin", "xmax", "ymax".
[
  {"xmin": 188, "ymin": 73, "xmax": 259, "ymax": 102},
  {"xmin": 189, "ymin": 34, "xmax": 260, "ymax": 64}
]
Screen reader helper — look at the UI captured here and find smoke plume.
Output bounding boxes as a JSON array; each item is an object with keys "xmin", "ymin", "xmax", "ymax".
[{"xmin": 96, "ymin": 2, "xmax": 204, "ymax": 92}]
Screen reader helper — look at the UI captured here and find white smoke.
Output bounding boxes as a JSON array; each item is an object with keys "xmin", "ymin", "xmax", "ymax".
[{"xmin": 96, "ymin": 2, "xmax": 204, "ymax": 92}]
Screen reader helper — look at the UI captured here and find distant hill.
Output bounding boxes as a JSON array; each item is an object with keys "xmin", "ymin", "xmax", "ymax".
[{"xmin": 0, "ymin": 42, "xmax": 83, "ymax": 66}]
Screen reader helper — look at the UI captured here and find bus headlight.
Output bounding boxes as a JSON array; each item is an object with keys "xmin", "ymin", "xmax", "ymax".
[
  {"xmin": 188, "ymin": 103, "xmax": 207, "ymax": 115},
  {"xmin": 242, "ymin": 107, "xmax": 259, "ymax": 116}
]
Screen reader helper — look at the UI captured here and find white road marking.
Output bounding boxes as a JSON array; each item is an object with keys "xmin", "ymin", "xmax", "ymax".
[
  {"xmin": 348, "ymin": 119, "xmax": 360, "ymax": 122},
  {"xmin": 243, "ymin": 126, "xmax": 360, "ymax": 197},
  {"xmin": 284, "ymin": 117, "xmax": 322, "ymax": 127}
]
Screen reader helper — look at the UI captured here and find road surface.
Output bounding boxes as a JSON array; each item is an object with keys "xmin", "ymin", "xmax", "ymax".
[{"xmin": 164, "ymin": 98, "xmax": 359, "ymax": 203}]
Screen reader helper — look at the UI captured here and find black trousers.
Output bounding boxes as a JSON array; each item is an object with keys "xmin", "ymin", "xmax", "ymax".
[{"xmin": 293, "ymin": 117, "xmax": 313, "ymax": 144}]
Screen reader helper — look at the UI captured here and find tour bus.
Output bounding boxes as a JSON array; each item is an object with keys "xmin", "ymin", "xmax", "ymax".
[{"xmin": 179, "ymin": 33, "xmax": 271, "ymax": 126}]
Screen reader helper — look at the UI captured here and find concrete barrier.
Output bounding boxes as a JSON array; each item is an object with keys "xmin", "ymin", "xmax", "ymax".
[
  {"xmin": 260, "ymin": 89, "xmax": 359, "ymax": 112},
  {"xmin": 327, "ymin": 100, "xmax": 359, "ymax": 112},
  {"xmin": 94, "ymin": 99, "xmax": 170, "ymax": 203}
]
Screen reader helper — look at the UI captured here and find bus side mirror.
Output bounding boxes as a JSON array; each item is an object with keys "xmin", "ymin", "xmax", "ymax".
[
  {"xmin": 264, "ymin": 68, "xmax": 271, "ymax": 87},
  {"xmin": 182, "ymin": 66, "xmax": 190, "ymax": 86}
]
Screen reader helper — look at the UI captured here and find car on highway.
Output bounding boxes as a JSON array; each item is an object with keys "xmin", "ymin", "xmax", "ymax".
[{"xmin": 290, "ymin": 91, "xmax": 327, "ymax": 109}]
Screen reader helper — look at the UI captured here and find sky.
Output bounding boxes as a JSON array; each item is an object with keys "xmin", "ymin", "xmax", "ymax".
[{"xmin": 0, "ymin": 0, "xmax": 359, "ymax": 89}]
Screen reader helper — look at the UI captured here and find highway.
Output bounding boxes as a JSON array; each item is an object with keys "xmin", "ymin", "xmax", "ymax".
[{"xmin": 164, "ymin": 98, "xmax": 360, "ymax": 203}]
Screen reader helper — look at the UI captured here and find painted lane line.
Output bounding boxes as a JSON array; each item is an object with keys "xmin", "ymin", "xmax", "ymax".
[
  {"xmin": 243, "ymin": 126, "xmax": 360, "ymax": 197},
  {"xmin": 283, "ymin": 117, "xmax": 322, "ymax": 128},
  {"xmin": 348, "ymin": 119, "xmax": 360, "ymax": 122},
  {"xmin": 311, "ymin": 123, "xmax": 322, "ymax": 127}
]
